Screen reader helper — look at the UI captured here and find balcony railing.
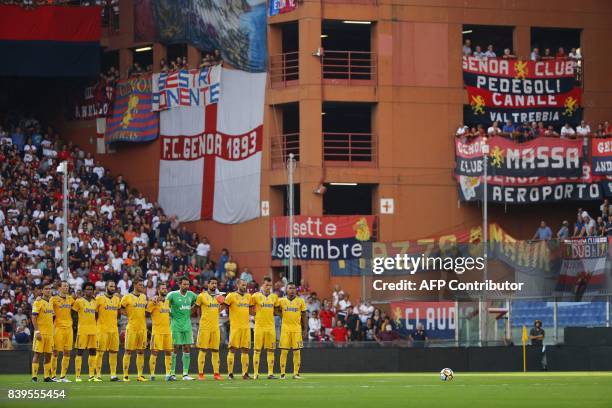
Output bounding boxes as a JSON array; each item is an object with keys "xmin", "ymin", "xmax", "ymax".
[
  {"xmin": 323, "ymin": 132, "xmax": 376, "ymax": 167},
  {"xmin": 322, "ymin": 50, "xmax": 376, "ymax": 85},
  {"xmin": 271, "ymin": 132, "xmax": 300, "ymax": 169},
  {"xmin": 269, "ymin": 52, "xmax": 299, "ymax": 88}
]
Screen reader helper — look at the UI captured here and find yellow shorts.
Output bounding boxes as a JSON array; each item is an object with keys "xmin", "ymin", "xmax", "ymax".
[
  {"xmin": 196, "ymin": 329, "xmax": 220, "ymax": 350},
  {"xmin": 254, "ymin": 327, "xmax": 276, "ymax": 350},
  {"xmin": 228, "ymin": 327, "xmax": 251, "ymax": 349},
  {"xmin": 53, "ymin": 327, "xmax": 73, "ymax": 351},
  {"xmin": 150, "ymin": 333, "xmax": 173, "ymax": 351},
  {"xmin": 75, "ymin": 333, "xmax": 97, "ymax": 350},
  {"xmin": 279, "ymin": 331, "xmax": 303, "ymax": 350},
  {"xmin": 32, "ymin": 334, "xmax": 53, "ymax": 354},
  {"xmin": 125, "ymin": 329, "xmax": 147, "ymax": 350},
  {"xmin": 97, "ymin": 331, "xmax": 119, "ymax": 352}
]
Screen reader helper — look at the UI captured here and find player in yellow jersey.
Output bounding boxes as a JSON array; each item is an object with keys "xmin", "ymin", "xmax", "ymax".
[
  {"xmin": 31, "ymin": 283, "xmax": 55, "ymax": 382},
  {"xmin": 72, "ymin": 282, "xmax": 99, "ymax": 382},
  {"xmin": 224, "ymin": 279, "xmax": 252, "ymax": 380},
  {"xmin": 195, "ymin": 277, "xmax": 224, "ymax": 381},
  {"xmin": 120, "ymin": 279, "xmax": 148, "ymax": 382},
  {"xmin": 277, "ymin": 282, "xmax": 307, "ymax": 379},
  {"xmin": 50, "ymin": 281, "xmax": 74, "ymax": 382},
  {"xmin": 251, "ymin": 276, "xmax": 279, "ymax": 379},
  {"xmin": 95, "ymin": 280, "xmax": 121, "ymax": 381},
  {"xmin": 147, "ymin": 282, "xmax": 173, "ymax": 381}
]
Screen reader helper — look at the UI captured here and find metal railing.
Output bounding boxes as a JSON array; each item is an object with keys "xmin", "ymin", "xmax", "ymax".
[
  {"xmin": 322, "ymin": 50, "xmax": 376, "ymax": 84},
  {"xmin": 323, "ymin": 132, "xmax": 376, "ymax": 166},
  {"xmin": 271, "ymin": 133, "xmax": 300, "ymax": 169},
  {"xmin": 269, "ymin": 52, "xmax": 299, "ymax": 88}
]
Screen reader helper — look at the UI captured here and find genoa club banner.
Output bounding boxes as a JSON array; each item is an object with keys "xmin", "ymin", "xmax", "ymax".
[
  {"xmin": 152, "ymin": 66, "xmax": 221, "ymax": 111},
  {"xmin": 0, "ymin": 5, "xmax": 100, "ymax": 77},
  {"xmin": 269, "ymin": 0, "xmax": 297, "ymax": 16},
  {"xmin": 391, "ymin": 302, "xmax": 456, "ymax": 339},
  {"xmin": 271, "ymin": 216, "xmax": 375, "ymax": 260},
  {"xmin": 462, "ymin": 56, "xmax": 582, "ymax": 126},
  {"xmin": 158, "ymin": 68, "xmax": 265, "ymax": 224},
  {"xmin": 557, "ymin": 237, "xmax": 607, "ymax": 293},
  {"xmin": 105, "ymin": 76, "xmax": 159, "ymax": 144},
  {"xmin": 591, "ymin": 138, "xmax": 612, "ymax": 176},
  {"xmin": 455, "ymin": 136, "xmax": 583, "ymax": 178}
]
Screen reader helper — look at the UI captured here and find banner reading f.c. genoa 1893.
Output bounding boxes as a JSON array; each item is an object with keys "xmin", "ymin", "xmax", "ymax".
[{"xmin": 462, "ymin": 56, "xmax": 582, "ymax": 126}]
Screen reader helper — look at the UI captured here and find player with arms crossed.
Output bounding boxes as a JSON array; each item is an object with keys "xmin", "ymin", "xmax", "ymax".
[
  {"xmin": 31, "ymin": 283, "xmax": 55, "ymax": 382},
  {"xmin": 147, "ymin": 282, "xmax": 173, "ymax": 381},
  {"xmin": 195, "ymin": 277, "xmax": 224, "ymax": 380},
  {"xmin": 251, "ymin": 276, "xmax": 279, "ymax": 379},
  {"xmin": 50, "ymin": 281, "xmax": 74, "ymax": 382},
  {"xmin": 224, "ymin": 279, "xmax": 253, "ymax": 379},
  {"xmin": 72, "ymin": 282, "xmax": 99, "ymax": 382},
  {"xmin": 167, "ymin": 276, "xmax": 197, "ymax": 380},
  {"xmin": 277, "ymin": 282, "xmax": 307, "ymax": 379},
  {"xmin": 121, "ymin": 279, "xmax": 149, "ymax": 381},
  {"xmin": 95, "ymin": 280, "xmax": 121, "ymax": 381}
]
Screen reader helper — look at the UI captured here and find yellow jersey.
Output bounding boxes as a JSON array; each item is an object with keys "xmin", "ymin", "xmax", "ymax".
[
  {"xmin": 120, "ymin": 292, "xmax": 148, "ymax": 332},
  {"xmin": 147, "ymin": 298, "xmax": 171, "ymax": 335},
  {"xmin": 278, "ymin": 296, "xmax": 306, "ymax": 332},
  {"xmin": 32, "ymin": 297, "xmax": 54, "ymax": 335},
  {"xmin": 72, "ymin": 297, "xmax": 97, "ymax": 335},
  {"xmin": 224, "ymin": 291, "xmax": 252, "ymax": 330},
  {"xmin": 50, "ymin": 295, "xmax": 74, "ymax": 329},
  {"xmin": 251, "ymin": 292, "xmax": 278, "ymax": 329},
  {"xmin": 95, "ymin": 294, "xmax": 120, "ymax": 333},
  {"xmin": 196, "ymin": 292, "xmax": 221, "ymax": 331}
]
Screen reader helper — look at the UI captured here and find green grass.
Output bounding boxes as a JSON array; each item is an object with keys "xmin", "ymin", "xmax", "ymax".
[{"xmin": 0, "ymin": 372, "xmax": 611, "ymax": 408}]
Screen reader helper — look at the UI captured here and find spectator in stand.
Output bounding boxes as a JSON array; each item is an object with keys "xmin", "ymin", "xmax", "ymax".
[
  {"xmin": 600, "ymin": 199, "xmax": 611, "ymax": 219},
  {"xmin": 557, "ymin": 221, "xmax": 570, "ymax": 240},
  {"xmin": 502, "ymin": 120, "xmax": 515, "ymax": 136},
  {"xmin": 473, "ymin": 45, "xmax": 483, "ymax": 59},
  {"xmin": 195, "ymin": 237, "xmax": 210, "ymax": 270},
  {"xmin": 200, "ymin": 53, "xmax": 214, "ymax": 68},
  {"xmin": 345, "ymin": 306, "xmax": 361, "ymax": 341},
  {"xmin": 212, "ymin": 49, "xmax": 223, "ymax": 65},
  {"xmin": 501, "ymin": 48, "xmax": 516, "ymax": 59},
  {"xmin": 532, "ymin": 221, "xmax": 552, "ymax": 241},
  {"xmin": 596, "ymin": 216, "xmax": 607, "ymax": 236},
  {"xmin": 224, "ymin": 255, "xmax": 237, "ymax": 279},
  {"xmin": 560, "ymin": 123, "xmax": 576, "ymax": 139},
  {"xmin": 569, "ymin": 48, "xmax": 581, "ymax": 61},
  {"xmin": 239, "ymin": 267, "xmax": 253, "ymax": 283},
  {"xmin": 544, "ymin": 125, "xmax": 559, "ymax": 137},
  {"xmin": 336, "ymin": 293, "xmax": 351, "ymax": 323},
  {"xmin": 541, "ymin": 48, "xmax": 554, "ymax": 60},
  {"xmin": 375, "ymin": 322, "xmax": 400, "ymax": 345},
  {"xmin": 580, "ymin": 212, "xmax": 597, "ymax": 236},
  {"xmin": 408, "ymin": 323, "xmax": 428, "ymax": 348},
  {"xmin": 159, "ymin": 58, "xmax": 169, "ymax": 73},
  {"xmin": 216, "ymin": 248, "xmax": 229, "ymax": 279},
  {"xmin": 576, "ymin": 120, "xmax": 591, "ymax": 137},
  {"xmin": 484, "ymin": 44, "xmax": 496, "ymax": 58},
  {"xmin": 117, "ymin": 273, "xmax": 132, "ymax": 296},
  {"xmin": 361, "ymin": 318, "xmax": 376, "ymax": 341},
  {"xmin": 13, "ymin": 319, "xmax": 31, "ymax": 345},
  {"xmin": 357, "ymin": 299, "xmax": 373, "ymax": 326},
  {"xmin": 487, "ymin": 121, "xmax": 502, "ymax": 136},
  {"xmin": 319, "ymin": 300, "xmax": 335, "ymax": 336},
  {"xmin": 556, "ymin": 47, "xmax": 567, "ymax": 59},
  {"xmin": 308, "ymin": 310, "xmax": 322, "ymax": 341},
  {"xmin": 530, "ymin": 47, "xmax": 540, "ymax": 61},
  {"xmin": 330, "ymin": 319, "xmax": 348, "ymax": 344},
  {"xmin": 462, "ymin": 39, "xmax": 472, "ymax": 56}
]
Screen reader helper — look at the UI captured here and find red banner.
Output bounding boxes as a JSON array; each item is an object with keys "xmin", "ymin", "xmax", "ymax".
[
  {"xmin": 466, "ymin": 86, "xmax": 581, "ymax": 109},
  {"xmin": 591, "ymin": 138, "xmax": 612, "ymax": 175}
]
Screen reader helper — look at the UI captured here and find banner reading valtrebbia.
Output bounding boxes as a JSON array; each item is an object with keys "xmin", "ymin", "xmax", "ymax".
[{"xmin": 271, "ymin": 215, "xmax": 375, "ymax": 260}]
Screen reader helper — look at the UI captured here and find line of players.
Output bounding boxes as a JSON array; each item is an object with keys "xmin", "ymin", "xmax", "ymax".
[{"xmin": 31, "ymin": 276, "xmax": 307, "ymax": 382}]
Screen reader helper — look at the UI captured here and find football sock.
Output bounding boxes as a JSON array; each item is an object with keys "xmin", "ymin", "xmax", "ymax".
[
  {"xmin": 227, "ymin": 350, "xmax": 235, "ymax": 374},
  {"xmin": 61, "ymin": 355, "xmax": 70, "ymax": 378},
  {"xmin": 123, "ymin": 354, "xmax": 131, "ymax": 377},
  {"xmin": 109, "ymin": 352, "xmax": 117, "ymax": 377},
  {"xmin": 293, "ymin": 350, "xmax": 301, "ymax": 375},
  {"xmin": 170, "ymin": 352, "xmax": 177, "ymax": 375},
  {"xmin": 198, "ymin": 350, "xmax": 206, "ymax": 374},
  {"xmin": 50, "ymin": 355, "xmax": 57, "ymax": 378},
  {"xmin": 136, "ymin": 354, "xmax": 144, "ymax": 377},
  {"xmin": 253, "ymin": 350, "xmax": 261, "ymax": 376},
  {"xmin": 267, "ymin": 350, "xmax": 275, "ymax": 376},
  {"xmin": 31, "ymin": 361, "xmax": 39, "ymax": 378},
  {"xmin": 96, "ymin": 352, "xmax": 103, "ymax": 377},
  {"xmin": 212, "ymin": 351, "xmax": 220, "ymax": 374},
  {"xmin": 88, "ymin": 355, "xmax": 96, "ymax": 378},
  {"xmin": 149, "ymin": 354, "xmax": 157, "ymax": 376},
  {"xmin": 280, "ymin": 349, "xmax": 288, "ymax": 375},
  {"xmin": 241, "ymin": 352, "xmax": 250, "ymax": 376},
  {"xmin": 75, "ymin": 355, "xmax": 82, "ymax": 377},
  {"xmin": 164, "ymin": 354, "xmax": 172, "ymax": 376},
  {"xmin": 182, "ymin": 352, "xmax": 190, "ymax": 376},
  {"xmin": 44, "ymin": 360, "xmax": 52, "ymax": 379}
]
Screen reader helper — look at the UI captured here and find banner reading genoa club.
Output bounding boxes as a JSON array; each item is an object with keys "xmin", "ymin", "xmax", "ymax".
[
  {"xmin": 271, "ymin": 216, "xmax": 375, "ymax": 260},
  {"xmin": 557, "ymin": 237, "xmax": 607, "ymax": 293},
  {"xmin": 462, "ymin": 56, "xmax": 582, "ymax": 126},
  {"xmin": 455, "ymin": 136, "xmax": 583, "ymax": 178},
  {"xmin": 152, "ymin": 66, "xmax": 221, "ymax": 111},
  {"xmin": 158, "ymin": 68, "xmax": 265, "ymax": 224},
  {"xmin": 269, "ymin": 0, "xmax": 297, "ymax": 16},
  {"xmin": 591, "ymin": 138, "xmax": 612, "ymax": 176},
  {"xmin": 390, "ymin": 302, "xmax": 456, "ymax": 339}
]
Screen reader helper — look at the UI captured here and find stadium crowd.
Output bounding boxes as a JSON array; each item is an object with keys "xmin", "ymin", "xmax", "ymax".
[{"xmin": 533, "ymin": 200, "xmax": 612, "ymax": 241}]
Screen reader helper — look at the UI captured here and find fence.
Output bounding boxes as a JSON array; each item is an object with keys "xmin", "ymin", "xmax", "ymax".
[
  {"xmin": 323, "ymin": 132, "xmax": 377, "ymax": 166},
  {"xmin": 322, "ymin": 50, "xmax": 376, "ymax": 84}
]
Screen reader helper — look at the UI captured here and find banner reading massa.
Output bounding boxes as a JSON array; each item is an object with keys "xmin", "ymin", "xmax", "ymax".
[
  {"xmin": 455, "ymin": 136, "xmax": 583, "ymax": 178},
  {"xmin": 105, "ymin": 76, "xmax": 158, "ymax": 144},
  {"xmin": 271, "ymin": 216, "xmax": 375, "ymax": 260},
  {"xmin": 591, "ymin": 138, "xmax": 612, "ymax": 176},
  {"xmin": 391, "ymin": 302, "xmax": 456, "ymax": 339}
]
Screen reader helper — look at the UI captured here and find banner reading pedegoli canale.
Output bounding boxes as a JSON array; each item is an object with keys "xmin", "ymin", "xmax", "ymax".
[
  {"xmin": 455, "ymin": 136, "xmax": 584, "ymax": 178},
  {"xmin": 390, "ymin": 301, "xmax": 456, "ymax": 339},
  {"xmin": 152, "ymin": 66, "xmax": 221, "ymax": 111},
  {"xmin": 591, "ymin": 138, "xmax": 612, "ymax": 176},
  {"xmin": 271, "ymin": 216, "xmax": 375, "ymax": 260},
  {"xmin": 105, "ymin": 75, "xmax": 158, "ymax": 144}
]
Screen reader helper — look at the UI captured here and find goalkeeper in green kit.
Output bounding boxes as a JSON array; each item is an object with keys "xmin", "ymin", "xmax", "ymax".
[{"xmin": 166, "ymin": 276, "xmax": 198, "ymax": 381}]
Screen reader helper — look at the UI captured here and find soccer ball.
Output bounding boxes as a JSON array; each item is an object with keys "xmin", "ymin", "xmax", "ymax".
[{"xmin": 440, "ymin": 368, "xmax": 454, "ymax": 381}]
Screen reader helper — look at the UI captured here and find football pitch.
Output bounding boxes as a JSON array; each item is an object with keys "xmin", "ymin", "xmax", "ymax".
[{"xmin": 0, "ymin": 372, "xmax": 611, "ymax": 408}]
